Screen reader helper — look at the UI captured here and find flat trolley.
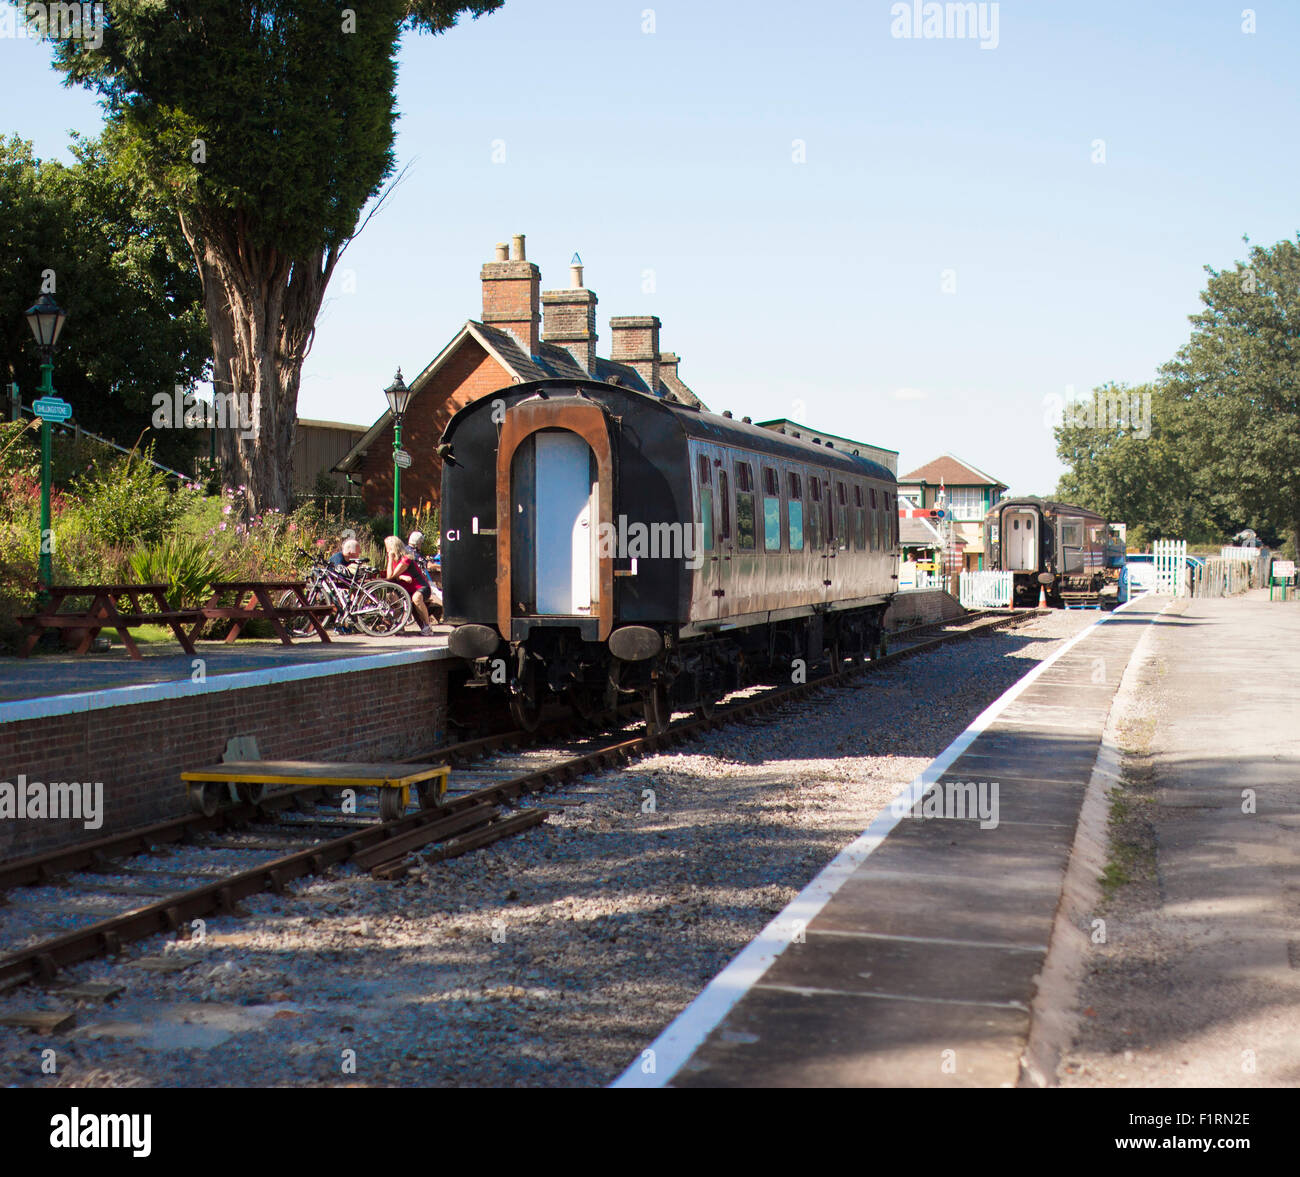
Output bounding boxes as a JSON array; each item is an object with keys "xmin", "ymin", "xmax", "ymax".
[{"xmin": 181, "ymin": 760, "xmax": 450, "ymax": 823}]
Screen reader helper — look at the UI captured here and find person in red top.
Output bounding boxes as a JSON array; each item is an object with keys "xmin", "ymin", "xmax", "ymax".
[{"xmin": 384, "ymin": 535, "xmax": 433, "ymax": 635}]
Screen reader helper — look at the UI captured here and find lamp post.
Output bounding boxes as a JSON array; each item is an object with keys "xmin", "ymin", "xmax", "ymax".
[
  {"xmin": 24, "ymin": 294, "xmax": 68, "ymax": 590},
  {"xmin": 384, "ymin": 368, "xmax": 412, "ymax": 535}
]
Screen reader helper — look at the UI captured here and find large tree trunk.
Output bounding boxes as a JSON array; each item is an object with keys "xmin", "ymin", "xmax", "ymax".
[{"xmin": 180, "ymin": 210, "xmax": 338, "ymax": 513}]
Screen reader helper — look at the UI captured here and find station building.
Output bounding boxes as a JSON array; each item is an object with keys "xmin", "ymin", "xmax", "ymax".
[{"xmin": 333, "ymin": 235, "xmax": 705, "ymax": 520}]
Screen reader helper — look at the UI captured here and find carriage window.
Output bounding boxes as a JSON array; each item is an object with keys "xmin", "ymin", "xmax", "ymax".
[
  {"xmin": 854, "ymin": 485, "xmax": 867, "ymax": 550},
  {"xmin": 735, "ymin": 461, "xmax": 756, "ymax": 550},
  {"xmin": 808, "ymin": 478, "xmax": 822, "ymax": 549},
  {"xmin": 719, "ymin": 469, "xmax": 731, "ymax": 541},
  {"xmin": 835, "ymin": 481, "xmax": 849, "ymax": 551},
  {"xmin": 787, "ymin": 472, "xmax": 804, "ymax": 551},
  {"xmin": 762, "ymin": 467, "xmax": 781, "ymax": 551},
  {"xmin": 697, "ymin": 455, "xmax": 714, "ymax": 552},
  {"xmin": 1062, "ymin": 520, "xmax": 1083, "ymax": 548}
]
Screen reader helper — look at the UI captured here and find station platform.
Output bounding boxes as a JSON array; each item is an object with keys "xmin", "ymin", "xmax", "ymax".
[
  {"xmin": 616, "ymin": 594, "xmax": 1170, "ymax": 1087},
  {"xmin": 0, "ymin": 628, "xmax": 450, "ymax": 708}
]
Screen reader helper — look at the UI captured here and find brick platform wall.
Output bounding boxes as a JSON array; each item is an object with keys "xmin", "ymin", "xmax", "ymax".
[
  {"xmin": 0, "ymin": 657, "xmax": 449, "ymax": 861},
  {"xmin": 884, "ymin": 588, "xmax": 966, "ymax": 629}
]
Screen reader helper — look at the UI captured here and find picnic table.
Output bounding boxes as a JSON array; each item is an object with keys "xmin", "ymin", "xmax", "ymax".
[
  {"xmin": 192, "ymin": 580, "xmax": 334, "ymax": 646},
  {"xmin": 18, "ymin": 584, "xmax": 202, "ymax": 659}
]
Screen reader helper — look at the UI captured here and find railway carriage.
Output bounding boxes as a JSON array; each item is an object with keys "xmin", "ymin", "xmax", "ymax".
[
  {"xmin": 440, "ymin": 379, "xmax": 899, "ymax": 732},
  {"xmin": 983, "ymin": 496, "xmax": 1124, "ymax": 607}
]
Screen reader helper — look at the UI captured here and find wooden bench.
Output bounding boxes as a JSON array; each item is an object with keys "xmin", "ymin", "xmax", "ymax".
[
  {"xmin": 18, "ymin": 584, "xmax": 203, "ymax": 659},
  {"xmin": 191, "ymin": 580, "xmax": 334, "ymax": 646}
]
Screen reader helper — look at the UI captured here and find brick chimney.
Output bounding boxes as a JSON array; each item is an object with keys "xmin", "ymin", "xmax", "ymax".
[
  {"xmin": 541, "ymin": 254, "xmax": 598, "ymax": 375},
  {"xmin": 609, "ymin": 314, "xmax": 661, "ymax": 393},
  {"xmin": 658, "ymin": 352, "xmax": 680, "ymax": 381},
  {"xmin": 480, "ymin": 233, "xmax": 540, "ymax": 356}
]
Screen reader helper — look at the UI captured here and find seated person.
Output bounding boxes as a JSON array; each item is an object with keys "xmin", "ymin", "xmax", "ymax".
[
  {"xmin": 384, "ymin": 535, "xmax": 434, "ymax": 636},
  {"xmin": 330, "ymin": 536, "xmax": 361, "ymax": 569},
  {"xmin": 406, "ymin": 530, "xmax": 443, "ymax": 620}
]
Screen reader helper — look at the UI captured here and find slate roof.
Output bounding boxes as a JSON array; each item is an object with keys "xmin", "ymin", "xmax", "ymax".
[{"xmin": 899, "ymin": 453, "xmax": 1006, "ymax": 488}]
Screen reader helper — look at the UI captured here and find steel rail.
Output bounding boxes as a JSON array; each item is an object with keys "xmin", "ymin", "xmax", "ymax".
[{"xmin": 0, "ymin": 608, "xmax": 1034, "ymax": 989}]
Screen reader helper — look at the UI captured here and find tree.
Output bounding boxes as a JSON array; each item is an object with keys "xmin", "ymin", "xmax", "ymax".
[
  {"xmin": 1053, "ymin": 381, "xmax": 1225, "ymax": 544},
  {"xmin": 0, "ymin": 132, "xmax": 210, "ymax": 470},
  {"xmin": 1055, "ymin": 237, "xmax": 1300, "ymax": 551},
  {"xmin": 41, "ymin": 1, "xmax": 503, "ymax": 512},
  {"xmin": 1162, "ymin": 237, "xmax": 1300, "ymax": 551}
]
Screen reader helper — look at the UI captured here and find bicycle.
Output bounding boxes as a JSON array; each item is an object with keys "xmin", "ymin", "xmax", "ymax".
[{"xmin": 278, "ymin": 549, "xmax": 412, "ymax": 638}]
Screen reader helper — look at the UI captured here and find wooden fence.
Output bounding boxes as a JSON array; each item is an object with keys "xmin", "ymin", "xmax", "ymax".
[{"xmin": 1188, "ymin": 547, "xmax": 1272, "ymax": 599}]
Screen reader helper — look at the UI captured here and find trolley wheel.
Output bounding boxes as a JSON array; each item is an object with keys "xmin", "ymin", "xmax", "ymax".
[
  {"xmin": 694, "ymin": 693, "xmax": 716, "ymax": 721},
  {"xmin": 236, "ymin": 782, "xmax": 265, "ymax": 807},
  {"xmin": 417, "ymin": 777, "xmax": 444, "ymax": 810},
  {"xmin": 378, "ymin": 787, "xmax": 406, "ymax": 823},
  {"xmin": 190, "ymin": 781, "xmax": 225, "ymax": 817}
]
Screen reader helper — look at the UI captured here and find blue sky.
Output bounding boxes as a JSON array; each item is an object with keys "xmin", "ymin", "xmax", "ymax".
[{"xmin": 4, "ymin": 1, "xmax": 1299, "ymax": 493}]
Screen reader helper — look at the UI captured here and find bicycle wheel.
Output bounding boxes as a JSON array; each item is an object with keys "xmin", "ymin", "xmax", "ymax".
[
  {"xmin": 353, "ymin": 580, "xmax": 412, "ymax": 637},
  {"xmin": 277, "ymin": 586, "xmax": 327, "ymax": 638}
]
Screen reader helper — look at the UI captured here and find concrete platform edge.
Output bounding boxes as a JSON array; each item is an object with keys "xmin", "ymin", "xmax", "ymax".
[
  {"xmin": 0, "ymin": 644, "xmax": 451, "ymax": 726},
  {"xmin": 1016, "ymin": 598, "xmax": 1170, "ymax": 1086}
]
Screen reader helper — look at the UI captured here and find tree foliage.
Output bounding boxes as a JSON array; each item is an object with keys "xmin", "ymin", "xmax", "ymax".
[
  {"xmin": 1056, "ymin": 237, "xmax": 1300, "ymax": 552},
  {"xmin": 0, "ymin": 132, "xmax": 209, "ymax": 468},
  {"xmin": 37, "ymin": 1, "xmax": 503, "ymax": 511}
]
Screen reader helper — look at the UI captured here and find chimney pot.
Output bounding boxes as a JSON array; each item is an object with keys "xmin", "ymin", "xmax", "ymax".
[
  {"xmin": 511, "ymin": 233, "xmax": 526, "ymax": 261},
  {"xmin": 494, "ymin": 241, "xmax": 509, "ymax": 261}
]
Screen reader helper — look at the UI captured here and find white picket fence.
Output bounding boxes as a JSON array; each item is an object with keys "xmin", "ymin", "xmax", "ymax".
[
  {"xmin": 959, "ymin": 569, "xmax": 1014, "ymax": 609},
  {"xmin": 1153, "ymin": 538, "xmax": 1188, "ymax": 596}
]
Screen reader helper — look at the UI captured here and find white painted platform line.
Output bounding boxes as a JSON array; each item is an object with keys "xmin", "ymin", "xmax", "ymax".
[{"xmin": 610, "ymin": 598, "xmax": 1160, "ymax": 1089}]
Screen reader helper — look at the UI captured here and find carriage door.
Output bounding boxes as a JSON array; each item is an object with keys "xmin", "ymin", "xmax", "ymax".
[
  {"xmin": 534, "ymin": 430, "xmax": 598, "ymax": 615},
  {"xmin": 1005, "ymin": 508, "xmax": 1038, "ymax": 571}
]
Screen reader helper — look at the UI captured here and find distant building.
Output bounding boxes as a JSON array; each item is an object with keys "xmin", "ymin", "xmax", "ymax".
[
  {"xmin": 333, "ymin": 235, "xmax": 705, "ymax": 519},
  {"xmin": 897, "ymin": 453, "xmax": 1008, "ymax": 573},
  {"xmin": 756, "ymin": 420, "xmax": 897, "ymax": 474},
  {"xmin": 292, "ymin": 418, "xmax": 367, "ymax": 493}
]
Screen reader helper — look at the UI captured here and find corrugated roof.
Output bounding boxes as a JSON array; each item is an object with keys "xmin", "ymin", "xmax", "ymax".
[{"xmin": 899, "ymin": 516, "xmax": 944, "ymax": 547}]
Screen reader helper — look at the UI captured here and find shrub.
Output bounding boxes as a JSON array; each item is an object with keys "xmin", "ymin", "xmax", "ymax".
[
  {"xmin": 128, "ymin": 533, "xmax": 225, "ymax": 607},
  {"xmin": 72, "ymin": 443, "xmax": 195, "ymax": 550}
]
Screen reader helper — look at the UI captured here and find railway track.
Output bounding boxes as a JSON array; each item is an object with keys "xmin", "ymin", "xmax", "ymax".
[{"xmin": 0, "ymin": 607, "xmax": 1036, "ymax": 993}]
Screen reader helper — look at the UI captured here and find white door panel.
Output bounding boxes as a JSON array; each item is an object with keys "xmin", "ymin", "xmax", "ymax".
[{"xmin": 535, "ymin": 432, "xmax": 595, "ymax": 614}]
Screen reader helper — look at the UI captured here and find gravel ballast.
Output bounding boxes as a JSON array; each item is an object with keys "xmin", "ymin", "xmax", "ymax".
[{"xmin": 1, "ymin": 609, "xmax": 1097, "ymax": 1088}]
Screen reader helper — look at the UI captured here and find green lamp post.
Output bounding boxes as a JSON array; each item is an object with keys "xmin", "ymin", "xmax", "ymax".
[
  {"xmin": 24, "ymin": 293, "xmax": 68, "ymax": 590},
  {"xmin": 384, "ymin": 368, "xmax": 412, "ymax": 536}
]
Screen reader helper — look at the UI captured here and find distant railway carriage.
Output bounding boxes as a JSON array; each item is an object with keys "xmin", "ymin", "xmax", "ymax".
[
  {"xmin": 440, "ymin": 379, "xmax": 899, "ymax": 732},
  {"xmin": 984, "ymin": 496, "xmax": 1124, "ymax": 607}
]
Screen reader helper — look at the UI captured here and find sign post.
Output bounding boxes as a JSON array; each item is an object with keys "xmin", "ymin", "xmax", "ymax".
[{"xmin": 33, "ymin": 391, "xmax": 70, "ymax": 589}]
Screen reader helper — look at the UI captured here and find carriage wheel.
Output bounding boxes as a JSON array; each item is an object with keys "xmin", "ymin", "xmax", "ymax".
[
  {"xmin": 509, "ymin": 693, "xmax": 543, "ymax": 733},
  {"xmin": 643, "ymin": 681, "xmax": 671, "ymax": 736},
  {"xmin": 235, "ymin": 782, "xmax": 265, "ymax": 806}
]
